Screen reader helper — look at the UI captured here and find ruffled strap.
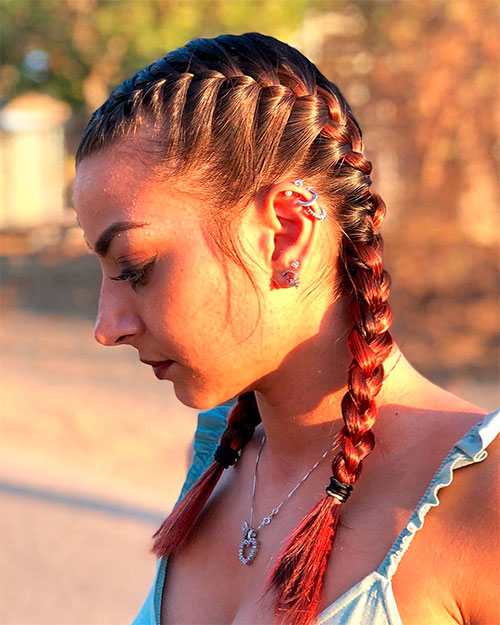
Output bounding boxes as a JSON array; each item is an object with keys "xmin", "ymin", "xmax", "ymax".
[
  {"xmin": 378, "ymin": 408, "xmax": 500, "ymax": 581},
  {"xmin": 454, "ymin": 407, "xmax": 500, "ymax": 460}
]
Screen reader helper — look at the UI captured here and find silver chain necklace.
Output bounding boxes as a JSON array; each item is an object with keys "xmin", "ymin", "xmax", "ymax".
[
  {"xmin": 237, "ymin": 351, "xmax": 403, "ymax": 565},
  {"xmin": 238, "ymin": 434, "xmax": 333, "ymax": 565}
]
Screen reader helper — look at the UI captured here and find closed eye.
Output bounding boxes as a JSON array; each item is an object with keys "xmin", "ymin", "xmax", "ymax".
[{"xmin": 109, "ymin": 255, "xmax": 157, "ymax": 291}]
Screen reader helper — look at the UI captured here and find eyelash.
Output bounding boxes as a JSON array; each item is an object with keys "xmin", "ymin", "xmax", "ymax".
[{"xmin": 109, "ymin": 255, "xmax": 157, "ymax": 291}]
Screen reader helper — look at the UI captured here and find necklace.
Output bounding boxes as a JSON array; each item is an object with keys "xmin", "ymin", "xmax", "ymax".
[
  {"xmin": 238, "ymin": 433, "xmax": 332, "ymax": 565},
  {"xmin": 238, "ymin": 351, "xmax": 403, "ymax": 565}
]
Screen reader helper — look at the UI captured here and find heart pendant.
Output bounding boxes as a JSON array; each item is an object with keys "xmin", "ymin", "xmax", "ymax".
[{"xmin": 238, "ymin": 521, "xmax": 259, "ymax": 565}]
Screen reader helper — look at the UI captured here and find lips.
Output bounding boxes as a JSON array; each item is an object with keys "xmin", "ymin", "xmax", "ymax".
[{"xmin": 140, "ymin": 359, "xmax": 175, "ymax": 380}]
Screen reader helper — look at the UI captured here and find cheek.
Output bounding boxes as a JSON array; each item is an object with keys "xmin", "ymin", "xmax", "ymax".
[
  {"xmin": 146, "ymin": 251, "xmax": 262, "ymax": 370},
  {"xmin": 146, "ymin": 263, "xmax": 253, "ymax": 408},
  {"xmin": 142, "ymin": 250, "xmax": 229, "ymax": 354}
]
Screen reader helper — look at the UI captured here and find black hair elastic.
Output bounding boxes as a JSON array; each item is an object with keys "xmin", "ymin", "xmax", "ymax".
[
  {"xmin": 326, "ymin": 476, "xmax": 353, "ymax": 503},
  {"xmin": 214, "ymin": 444, "xmax": 240, "ymax": 469}
]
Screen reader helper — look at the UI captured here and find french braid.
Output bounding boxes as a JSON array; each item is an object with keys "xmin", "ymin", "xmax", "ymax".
[
  {"xmin": 263, "ymin": 87, "xmax": 395, "ymax": 625},
  {"xmin": 76, "ymin": 32, "xmax": 395, "ymax": 625}
]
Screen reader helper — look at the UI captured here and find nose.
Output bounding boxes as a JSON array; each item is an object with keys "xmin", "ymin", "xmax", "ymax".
[{"xmin": 93, "ymin": 280, "xmax": 143, "ymax": 346}]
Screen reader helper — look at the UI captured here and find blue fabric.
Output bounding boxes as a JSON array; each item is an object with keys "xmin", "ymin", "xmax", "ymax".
[{"xmin": 131, "ymin": 405, "xmax": 500, "ymax": 625}]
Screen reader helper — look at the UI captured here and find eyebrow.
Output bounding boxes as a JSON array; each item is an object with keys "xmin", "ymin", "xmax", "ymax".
[{"xmin": 91, "ymin": 221, "xmax": 148, "ymax": 256}]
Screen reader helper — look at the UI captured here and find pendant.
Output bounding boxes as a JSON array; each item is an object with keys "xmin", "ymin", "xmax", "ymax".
[{"xmin": 238, "ymin": 520, "xmax": 259, "ymax": 565}]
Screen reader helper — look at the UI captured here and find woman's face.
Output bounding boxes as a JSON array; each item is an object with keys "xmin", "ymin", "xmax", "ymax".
[{"xmin": 73, "ymin": 146, "xmax": 330, "ymax": 410}]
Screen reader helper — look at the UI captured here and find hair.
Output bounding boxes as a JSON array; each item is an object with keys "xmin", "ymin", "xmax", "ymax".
[{"xmin": 76, "ymin": 32, "xmax": 395, "ymax": 625}]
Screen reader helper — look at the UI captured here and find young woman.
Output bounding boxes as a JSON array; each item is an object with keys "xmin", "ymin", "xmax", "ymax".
[{"xmin": 73, "ymin": 32, "xmax": 499, "ymax": 625}]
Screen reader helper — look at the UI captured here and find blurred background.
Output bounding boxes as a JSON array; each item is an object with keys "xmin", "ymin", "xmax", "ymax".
[{"xmin": 0, "ymin": 1, "xmax": 499, "ymax": 623}]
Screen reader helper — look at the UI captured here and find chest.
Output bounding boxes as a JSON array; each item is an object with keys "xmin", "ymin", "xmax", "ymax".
[{"xmin": 159, "ymin": 464, "xmax": 460, "ymax": 625}]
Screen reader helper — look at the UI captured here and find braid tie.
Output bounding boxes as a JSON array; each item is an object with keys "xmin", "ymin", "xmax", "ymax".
[
  {"xmin": 214, "ymin": 444, "xmax": 240, "ymax": 468},
  {"xmin": 151, "ymin": 391, "xmax": 260, "ymax": 558},
  {"xmin": 326, "ymin": 476, "xmax": 353, "ymax": 502}
]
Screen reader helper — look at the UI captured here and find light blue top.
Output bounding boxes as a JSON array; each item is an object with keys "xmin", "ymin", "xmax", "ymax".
[{"xmin": 132, "ymin": 404, "xmax": 500, "ymax": 625}]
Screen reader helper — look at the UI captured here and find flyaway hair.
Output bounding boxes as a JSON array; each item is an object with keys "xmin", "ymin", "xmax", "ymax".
[{"xmin": 76, "ymin": 32, "xmax": 395, "ymax": 625}]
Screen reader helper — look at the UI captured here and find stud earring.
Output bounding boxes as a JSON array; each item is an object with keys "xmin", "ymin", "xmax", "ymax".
[{"xmin": 281, "ymin": 260, "xmax": 300, "ymax": 288}]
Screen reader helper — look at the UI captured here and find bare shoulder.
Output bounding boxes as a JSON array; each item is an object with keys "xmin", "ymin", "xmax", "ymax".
[
  {"xmin": 390, "ymin": 392, "xmax": 499, "ymax": 625},
  {"xmin": 446, "ymin": 412, "xmax": 500, "ymax": 625}
]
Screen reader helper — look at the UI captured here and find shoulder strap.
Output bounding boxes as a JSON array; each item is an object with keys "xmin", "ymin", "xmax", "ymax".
[
  {"xmin": 378, "ymin": 408, "xmax": 500, "ymax": 580},
  {"xmin": 175, "ymin": 398, "xmax": 237, "ymax": 504}
]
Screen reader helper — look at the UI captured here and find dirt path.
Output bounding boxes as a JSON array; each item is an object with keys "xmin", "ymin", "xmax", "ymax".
[{"xmin": 0, "ymin": 308, "xmax": 202, "ymax": 624}]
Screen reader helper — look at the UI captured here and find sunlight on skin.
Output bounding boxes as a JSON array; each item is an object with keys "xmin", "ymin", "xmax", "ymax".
[
  {"xmin": 73, "ymin": 146, "xmax": 337, "ymax": 380},
  {"xmin": 72, "ymin": 141, "xmax": 427, "ymax": 479}
]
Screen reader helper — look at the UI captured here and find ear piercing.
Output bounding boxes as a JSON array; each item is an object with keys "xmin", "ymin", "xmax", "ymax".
[
  {"xmin": 293, "ymin": 179, "xmax": 327, "ymax": 221},
  {"xmin": 281, "ymin": 260, "xmax": 300, "ymax": 288},
  {"xmin": 279, "ymin": 178, "xmax": 326, "ymax": 289}
]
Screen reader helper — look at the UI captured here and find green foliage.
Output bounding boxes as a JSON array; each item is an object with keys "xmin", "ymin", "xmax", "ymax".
[
  {"xmin": 0, "ymin": 0, "xmax": 314, "ymax": 111},
  {"xmin": 1, "ymin": 0, "xmax": 497, "ymax": 376}
]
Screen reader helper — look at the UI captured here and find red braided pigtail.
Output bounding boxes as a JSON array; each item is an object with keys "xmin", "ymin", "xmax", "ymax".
[
  {"xmin": 75, "ymin": 32, "xmax": 398, "ymax": 623},
  {"xmin": 152, "ymin": 391, "xmax": 261, "ymax": 557},
  {"xmin": 263, "ymin": 113, "xmax": 395, "ymax": 625}
]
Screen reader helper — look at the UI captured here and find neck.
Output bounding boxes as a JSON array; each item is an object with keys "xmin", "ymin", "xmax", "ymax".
[{"xmin": 251, "ymin": 324, "xmax": 409, "ymax": 483}]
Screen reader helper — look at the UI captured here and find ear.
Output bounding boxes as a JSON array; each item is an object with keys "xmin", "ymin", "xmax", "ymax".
[{"xmin": 240, "ymin": 180, "xmax": 326, "ymax": 290}]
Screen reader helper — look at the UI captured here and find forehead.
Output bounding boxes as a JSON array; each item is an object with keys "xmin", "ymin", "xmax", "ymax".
[
  {"xmin": 74, "ymin": 147, "xmax": 152, "ymax": 221},
  {"xmin": 73, "ymin": 147, "xmax": 201, "ymax": 240}
]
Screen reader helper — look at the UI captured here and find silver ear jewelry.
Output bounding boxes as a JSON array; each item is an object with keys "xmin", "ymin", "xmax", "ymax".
[
  {"xmin": 281, "ymin": 260, "xmax": 300, "ymax": 288},
  {"xmin": 294, "ymin": 179, "xmax": 327, "ymax": 221}
]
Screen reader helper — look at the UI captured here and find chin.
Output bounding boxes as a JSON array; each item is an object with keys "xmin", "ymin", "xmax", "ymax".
[
  {"xmin": 172, "ymin": 384, "xmax": 219, "ymax": 411},
  {"xmin": 173, "ymin": 380, "xmax": 241, "ymax": 412}
]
